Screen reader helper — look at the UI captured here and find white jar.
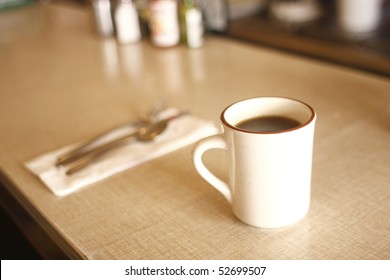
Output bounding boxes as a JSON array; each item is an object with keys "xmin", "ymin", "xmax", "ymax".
[
  {"xmin": 338, "ymin": 0, "xmax": 382, "ymax": 33},
  {"xmin": 114, "ymin": 0, "xmax": 141, "ymax": 44}
]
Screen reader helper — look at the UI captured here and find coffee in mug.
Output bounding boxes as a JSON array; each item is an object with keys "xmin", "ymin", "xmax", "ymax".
[
  {"xmin": 236, "ymin": 116, "xmax": 301, "ymax": 132},
  {"xmin": 192, "ymin": 97, "xmax": 316, "ymax": 228}
]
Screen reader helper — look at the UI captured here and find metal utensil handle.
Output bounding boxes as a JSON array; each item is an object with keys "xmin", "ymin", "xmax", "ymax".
[
  {"xmin": 65, "ymin": 134, "xmax": 137, "ymax": 175},
  {"xmin": 55, "ymin": 121, "xmax": 143, "ymax": 167},
  {"xmin": 65, "ymin": 111, "xmax": 187, "ymax": 175},
  {"xmin": 56, "ymin": 102, "xmax": 166, "ymax": 167}
]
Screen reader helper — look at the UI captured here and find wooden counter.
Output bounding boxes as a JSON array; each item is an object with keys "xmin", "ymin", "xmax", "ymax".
[{"xmin": 0, "ymin": 2, "xmax": 389, "ymax": 259}]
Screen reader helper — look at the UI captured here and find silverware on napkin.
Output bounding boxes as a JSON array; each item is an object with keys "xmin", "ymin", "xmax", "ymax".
[
  {"xmin": 62, "ymin": 111, "xmax": 188, "ymax": 175},
  {"xmin": 55, "ymin": 103, "xmax": 166, "ymax": 167}
]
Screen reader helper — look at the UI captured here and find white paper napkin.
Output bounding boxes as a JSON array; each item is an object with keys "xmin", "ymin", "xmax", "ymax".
[{"xmin": 25, "ymin": 109, "xmax": 219, "ymax": 196}]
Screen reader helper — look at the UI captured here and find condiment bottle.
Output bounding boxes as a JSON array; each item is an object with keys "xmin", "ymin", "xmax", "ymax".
[
  {"xmin": 202, "ymin": 0, "xmax": 229, "ymax": 33},
  {"xmin": 148, "ymin": 0, "xmax": 180, "ymax": 47},
  {"xmin": 92, "ymin": 0, "xmax": 115, "ymax": 37},
  {"xmin": 114, "ymin": 0, "xmax": 141, "ymax": 44},
  {"xmin": 179, "ymin": 0, "xmax": 204, "ymax": 48}
]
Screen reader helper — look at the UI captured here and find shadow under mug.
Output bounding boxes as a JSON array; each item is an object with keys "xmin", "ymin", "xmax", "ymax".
[{"xmin": 192, "ymin": 97, "xmax": 316, "ymax": 228}]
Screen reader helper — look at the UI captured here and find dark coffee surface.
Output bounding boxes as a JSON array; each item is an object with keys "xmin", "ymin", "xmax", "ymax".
[{"xmin": 236, "ymin": 116, "xmax": 301, "ymax": 132}]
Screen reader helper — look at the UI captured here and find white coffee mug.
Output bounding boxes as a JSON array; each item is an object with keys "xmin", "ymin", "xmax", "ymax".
[{"xmin": 192, "ymin": 97, "xmax": 316, "ymax": 228}]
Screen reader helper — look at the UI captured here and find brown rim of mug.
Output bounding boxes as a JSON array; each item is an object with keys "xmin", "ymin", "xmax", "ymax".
[{"xmin": 221, "ymin": 96, "xmax": 316, "ymax": 135}]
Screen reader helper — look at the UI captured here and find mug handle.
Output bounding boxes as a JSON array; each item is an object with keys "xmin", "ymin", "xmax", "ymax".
[{"xmin": 192, "ymin": 134, "xmax": 232, "ymax": 203}]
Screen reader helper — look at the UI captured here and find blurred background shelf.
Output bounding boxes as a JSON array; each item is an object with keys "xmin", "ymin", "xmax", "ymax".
[{"xmin": 227, "ymin": 0, "xmax": 390, "ymax": 77}]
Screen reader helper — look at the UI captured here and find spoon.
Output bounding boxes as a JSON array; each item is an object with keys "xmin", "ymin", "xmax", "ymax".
[
  {"xmin": 65, "ymin": 113, "xmax": 183, "ymax": 175},
  {"xmin": 56, "ymin": 102, "xmax": 166, "ymax": 167}
]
